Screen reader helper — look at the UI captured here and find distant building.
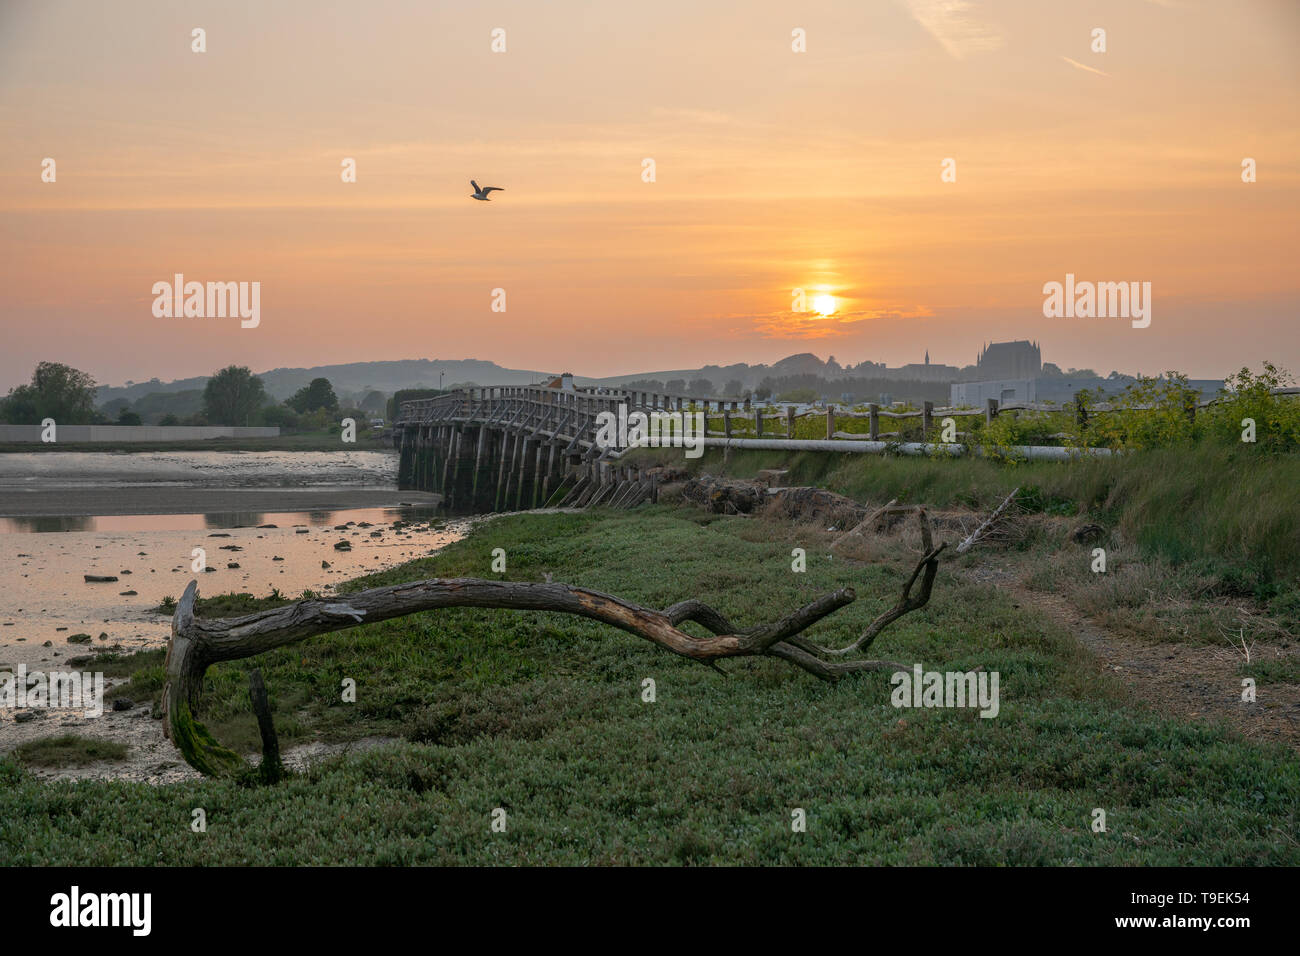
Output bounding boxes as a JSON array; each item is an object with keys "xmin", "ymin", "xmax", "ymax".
[
  {"xmin": 895, "ymin": 348, "xmax": 962, "ymax": 382},
  {"xmin": 543, "ymin": 372, "xmax": 575, "ymax": 391},
  {"xmin": 976, "ymin": 340, "xmax": 1041, "ymax": 380},
  {"xmin": 951, "ymin": 379, "xmax": 1037, "ymax": 407}
]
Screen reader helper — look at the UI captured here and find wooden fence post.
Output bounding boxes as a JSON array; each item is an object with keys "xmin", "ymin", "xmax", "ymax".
[
  {"xmin": 868, "ymin": 403, "xmax": 879, "ymax": 440},
  {"xmin": 826, "ymin": 406, "xmax": 835, "ymax": 439}
]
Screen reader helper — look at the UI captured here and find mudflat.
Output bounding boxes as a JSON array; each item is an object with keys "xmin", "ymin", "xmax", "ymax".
[{"xmin": 0, "ymin": 487, "xmax": 438, "ymax": 517}]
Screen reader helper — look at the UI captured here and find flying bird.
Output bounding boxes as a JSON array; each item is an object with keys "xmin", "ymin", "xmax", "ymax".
[{"xmin": 470, "ymin": 180, "xmax": 504, "ymax": 201}]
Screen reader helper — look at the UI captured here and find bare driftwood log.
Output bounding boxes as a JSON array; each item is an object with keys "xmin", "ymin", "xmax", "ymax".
[
  {"xmin": 248, "ymin": 669, "xmax": 282, "ymax": 784},
  {"xmin": 163, "ymin": 510, "xmax": 945, "ymax": 776},
  {"xmin": 954, "ymin": 487, "xmax": 1021, "ymax": 555},
  {"xmin": 829, "ymin": 498, "xmax": 903, "ymax": 550}
]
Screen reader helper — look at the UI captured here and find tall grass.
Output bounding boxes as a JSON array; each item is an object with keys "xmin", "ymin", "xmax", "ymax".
[{"xmin": 630, "ymin": 440, "xmax": 1300, "ymax": 596}]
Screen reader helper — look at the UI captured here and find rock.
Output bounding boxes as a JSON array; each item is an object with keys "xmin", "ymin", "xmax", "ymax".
[
  {"xmin": 119, "ymin": 590, "xmax": 138, "ymax": 596},
  {"xmin": 333, "ymin": 540, "xmax": 352, "ymax": 550},
  {"xmin": 84, "ymin": 575, "xmax": 118, "ymax": 583},
  {"xmin": 119, "ymin": 569, "xmax": 132, "ymax": 575},
  {"xmin": 14, "ymin": 712, "xmax": 36, "ymax": 723},
  {"xmin": 98, "ymin": 633, "xmax": 108, "ymax": 640},
  {"xmin": 66, "ymin": 633, "xmax": 92, "ymax": 644},
  {"xmin": 208, "ymin": 533, "xmax": 231, "ymax": 538},
  {"xmin": 272, "ymin": 556, "xmax": 284, "ymax": 561},
  {"xmin": 295, "ymin": 528, "xmax": 310, "ymax": 534},
  {"xmin": 258, "ymin": 524, "xmax": 278, "ymax": 529},
  {"xmin": 42, "ymin": 641, "xmax": 51, "ymax": 647},
  {"xmin": 203, "ymin": 567, "xmax": 216, "ymax": 573},
  {"xmin": 112, "ymin": 698, "xmax": 133, "ymax": 712},
  {"xmin": 321, "ymin": 560, "xmax": 331, "ymax": 569},
  {"xmin": 219, "ymin": 545, "xmax": 243, "ymax": 551},
  {"xmin": 226, "ymin": 563, "xmax": 241, "ymax": 569}
]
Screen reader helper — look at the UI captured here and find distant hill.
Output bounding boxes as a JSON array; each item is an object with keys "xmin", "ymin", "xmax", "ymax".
[{"xmin": 95, "ymin": 359, "xmax": 562, "ymax": 405}]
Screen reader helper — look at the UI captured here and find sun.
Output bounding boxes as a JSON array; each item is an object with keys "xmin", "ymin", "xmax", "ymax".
[{"xmin": 813, "ymin": 294, "xmax": 836, "ymax": 316}]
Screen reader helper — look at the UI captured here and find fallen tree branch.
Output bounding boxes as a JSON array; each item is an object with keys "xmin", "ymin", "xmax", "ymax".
[
  {"xmin": 825, "ymin": 509, "xmax": 944, "ymax": 656},
  {"xmin": 829, "ymin": 498, "xmax": 902, "ymax": 550},
  {"xmin": 162, "ymin": 509, "xmax": 947, "ymax": 777},
  {"xmin": 954, "ymin": 487, "xmax": 1020, "ymax": 555}
]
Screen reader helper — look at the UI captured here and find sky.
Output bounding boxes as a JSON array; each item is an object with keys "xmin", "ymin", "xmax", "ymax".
[{"xmin": 1, "ymin": 0, "xmax": 1297, "ymax": 392}]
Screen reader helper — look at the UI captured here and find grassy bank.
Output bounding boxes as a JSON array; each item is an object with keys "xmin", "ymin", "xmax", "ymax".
[
  {"xmin": 2, "ymin": 506, "xmax": 1297, "ymax": 864},
  {"xmin": 629, "ymin": 442, "xmax": 1300, "ymax": 599}
]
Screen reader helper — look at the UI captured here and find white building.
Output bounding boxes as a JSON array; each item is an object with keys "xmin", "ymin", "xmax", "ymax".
[{"xmin": 950, "ymin": 379, "xmax": 1036, "ymax": 407}]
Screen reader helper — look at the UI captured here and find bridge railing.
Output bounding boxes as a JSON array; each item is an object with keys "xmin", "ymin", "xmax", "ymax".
[{"xmin": 396, "ymin": 384, "xmax": 1300, "ymax": 449}]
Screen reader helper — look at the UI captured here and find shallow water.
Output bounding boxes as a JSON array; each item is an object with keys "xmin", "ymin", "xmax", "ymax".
[
  {"xmin": 0, "ymin": 451, "xmax": 456, "ymax": 671},
  {"xmin": 0, "ymin": 449, "xmax": 398, "ymax": 490}
]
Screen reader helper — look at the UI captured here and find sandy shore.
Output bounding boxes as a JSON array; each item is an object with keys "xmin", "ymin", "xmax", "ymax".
[{"xmin": 0, "ymin": 486, "xmax": 438, "ymax": 517}]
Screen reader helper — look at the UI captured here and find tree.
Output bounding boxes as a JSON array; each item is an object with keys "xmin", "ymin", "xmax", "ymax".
[
  {"xmin": 665, "ymin": 379, "xmax": 686, "ymax": 393},
  {"xmin": 287, "ymin": 377, "xmax": 339, "ymax": 414},
  {"xmin": 723, "ymin": 379, "xmax": 745, "ymax": 397},
  {"xmin": 688, "ymin": 378, "xmax": 715, "ymax": 396},
  {"xmin": 203, "ymin": 366, "xmax": 267, "ymax": 426},
  {"xmin": 162, "ymin": 510, "xmax": 946, "ymax": 776},
  {"xmin": 259, "ymin": 404, "xmax": 300, "ymax": 430},
  {"xmin": 0, "ymin": 362, "xmax": 98, "ymax": 424},
  {"xmin": 359, "ymin": 390, "xmax": 387, "ymax": 414},
  {"xmin": 116, "ymin": 408, "xmax": 142, "ymax": 426}
]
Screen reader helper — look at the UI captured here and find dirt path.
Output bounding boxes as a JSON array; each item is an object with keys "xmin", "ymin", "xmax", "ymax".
[{"xmin": 961, "ymin": 563, "xmax": 1300, "ymax": 751}]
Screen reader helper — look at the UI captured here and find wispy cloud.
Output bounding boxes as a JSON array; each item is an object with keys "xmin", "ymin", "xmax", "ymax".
[
  {"xmin": 746, "ymin": 306, "xmax": 935, "ymax": 340},
  {"xmin": 902, "ymin": 0, "xmax": 1005, "ymax": 59},
  {"xmin": 1061, "ymin": 56, "xmax": 1110, "ymax": 77}
]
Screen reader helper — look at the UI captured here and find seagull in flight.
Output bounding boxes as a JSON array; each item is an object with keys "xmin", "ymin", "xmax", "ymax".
[{"xmin": 470, "ymin": 180, "xmax": 504, "ymax": 201}]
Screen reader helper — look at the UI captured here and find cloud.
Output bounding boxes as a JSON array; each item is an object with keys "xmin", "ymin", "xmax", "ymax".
[
  {"xmin": 746, "ymin": 306, "xmax": 936, "ymax": 340},
  {"xmin": 902, "ymin": 0, "xmax": 1005, "ymax": 59},
  {"xmin": 1061, "ymin": 56, "xmax": 1110, "ymax": 77}
]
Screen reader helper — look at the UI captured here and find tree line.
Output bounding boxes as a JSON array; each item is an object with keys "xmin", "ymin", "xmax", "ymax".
[{"xmin": 0, "ymin": 362, "xmax": 381, "ymax": 430}]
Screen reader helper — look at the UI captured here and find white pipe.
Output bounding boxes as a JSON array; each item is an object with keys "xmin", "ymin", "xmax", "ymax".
[{"xmin": 695, "ymin": 437, "xmax": 1112, "ymax": 459}]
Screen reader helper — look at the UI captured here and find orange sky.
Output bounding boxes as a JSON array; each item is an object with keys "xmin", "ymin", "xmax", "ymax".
[{"xmin": 1, "ymin": 0, "xmax": 1297, "ymax": 390}]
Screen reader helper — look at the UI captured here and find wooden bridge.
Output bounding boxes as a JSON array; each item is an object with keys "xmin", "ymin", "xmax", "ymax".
[
  {"xmin": 394, "ymin": 383, "xmax": 1299, "ymax": 513},
  {"xmin": 394, "ymin": 382, "xmax": 1039, "ymax": 512},
  {"xmin": 393, "ymin": 385, "xmax": 716, "ymax": 513}
]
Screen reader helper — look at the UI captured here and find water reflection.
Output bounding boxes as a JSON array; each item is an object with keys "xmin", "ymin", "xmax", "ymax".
[
  {"xmin": 0, "ymin": 506, "xmax": 444, "ymax": 535},
  {"xmin": 1, "ymin": 515, "xmax": 96, "ymax": 533}
]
